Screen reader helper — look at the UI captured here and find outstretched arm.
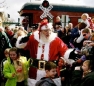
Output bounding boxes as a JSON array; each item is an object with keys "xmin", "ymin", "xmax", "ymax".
[{"xmin": 16, "ymin": 36, "xmax": 28, "ymax": 48}]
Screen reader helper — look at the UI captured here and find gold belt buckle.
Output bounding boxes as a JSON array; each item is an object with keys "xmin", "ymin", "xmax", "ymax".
[{"xmin": 38, "ymin": 60, "xmax": 46, "ymax": 70}]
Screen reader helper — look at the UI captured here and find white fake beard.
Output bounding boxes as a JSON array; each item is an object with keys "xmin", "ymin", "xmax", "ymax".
[{"xmin": 40, "ymin": 32, "xmax": 57, "ymax": 43}]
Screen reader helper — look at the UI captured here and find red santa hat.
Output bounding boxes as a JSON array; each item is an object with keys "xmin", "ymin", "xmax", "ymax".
[
  {"xmin": 39, "ymin": 18, "xmax": 53, "ymax": 38},
  {"xmin": 39, "ymin": 18, "xmax": 53, "ymax": 30}
]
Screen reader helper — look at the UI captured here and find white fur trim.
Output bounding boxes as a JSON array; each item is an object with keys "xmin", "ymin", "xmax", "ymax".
[
  {"xmin": 33, "ymin": 31, "xmax": 39, "ymax": 42},
  {"xmin": 27, "ymin": 70, "xmax": 46, "ymax": 86},
  {"xmin": 34, "ymin": 31, "xmax": 50, "ymax": 61},
  {"xmin": 33, "ymin": 31, "xmax": 57, "ymax": 44},
  {"xmin": 41, "ymin": 23, "xmax": 53, "ymax": 30},
  {"xmin": 16, "ymin": 36, "xmax": 27, "ymax": 48},
  {"xmin": 36, "ymin": 70, "xmax": 46, "ymax": 80},
  {"xmin": 37, "ymin": 43, "xmax": 50, "ymax": 61},
  {"xmin": 28, "ymin": 78, "xmax": 38, "ymax": 86},
  {"xmin": 64, "ymin": 49, "xmax": 75, "ymax": 65}
]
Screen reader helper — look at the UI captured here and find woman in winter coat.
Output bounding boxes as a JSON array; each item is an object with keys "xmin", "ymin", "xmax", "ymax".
[{"xmin": 71, "ymin": 60, "xmax": 94, "ymax": 86}]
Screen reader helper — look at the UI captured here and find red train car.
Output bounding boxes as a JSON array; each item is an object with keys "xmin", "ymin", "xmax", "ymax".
[{"xmin": 19, "ymin": 2, "xmax": 94, "ymax": 27}]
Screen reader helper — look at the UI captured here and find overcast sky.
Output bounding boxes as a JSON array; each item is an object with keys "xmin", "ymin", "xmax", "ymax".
[{"xmin": 0, "ymin": 0, "xmax": 94, "ymax": 22}]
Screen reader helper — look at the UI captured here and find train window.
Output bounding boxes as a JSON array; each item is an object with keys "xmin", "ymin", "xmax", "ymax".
[{"xmin": 78, "ymin": 19, "xmax": 82, "ymax": 23}]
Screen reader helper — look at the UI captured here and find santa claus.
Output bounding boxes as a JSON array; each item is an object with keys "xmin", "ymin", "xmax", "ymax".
[{"xmin": 16, "ymin": 19, "xmax": 77, "ymax": 86}]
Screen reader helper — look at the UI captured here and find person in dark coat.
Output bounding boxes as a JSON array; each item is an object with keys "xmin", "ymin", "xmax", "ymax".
[
  {"xmin": 57, "ymin": 57, "xmax": 71, "ymax": 86},
  {"xmin": 71, "ymin": 60, "xmax": 94, "ymax": 86},
  {"xmin": 0, "ymin": 27, "xmax": 12, "ymax": 63},
  {"xmin": 0, "ymin": 16, "xmax": 12, "ymax": 86}
]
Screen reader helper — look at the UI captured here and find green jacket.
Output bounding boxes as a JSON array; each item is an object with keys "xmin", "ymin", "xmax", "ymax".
[{"xmin": 3, "ymin": 56, "xmax": 30, "ymax": 86}]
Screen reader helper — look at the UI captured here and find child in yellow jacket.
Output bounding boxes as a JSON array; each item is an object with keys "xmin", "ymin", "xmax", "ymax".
[{"xmin": 3, "ymin": 47, "xmax": 30, "ymax": 86}]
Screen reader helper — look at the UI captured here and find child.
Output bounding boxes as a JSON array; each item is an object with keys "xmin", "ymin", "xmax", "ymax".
[
  {"xmin": 3, "ymin": 47, "xmax": 29, "ymax": 86},
  {"xmin": 71, "ymin": 60, "xmax": 94, "ymax": 86},
  {"xmin": 35, "ymin": 61, "xmax": 57, "ymax": 86},
  {"xmin": 82, "ymin": 60, "xmax": 92, "ymax": 77},
  {"xmin": 0, "ymin": 48, "xmax": 10, "ymax": 86},
  {"xmin": 57, "ymin": 57, "xmax": 71, "ymax": 86},
  {"xmin": 81, "ymin": 13, "xmax": 93, "ymax": 29}
]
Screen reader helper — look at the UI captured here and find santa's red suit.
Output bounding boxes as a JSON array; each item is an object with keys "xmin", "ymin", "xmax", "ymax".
[{"xmin": 16, "ymin": 22, "xmax": 68, "ymax": 86}]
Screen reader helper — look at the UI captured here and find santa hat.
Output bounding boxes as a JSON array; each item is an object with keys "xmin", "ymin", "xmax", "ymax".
[
  {"xmin": 39, "ymin": 18, "xmax": 53, "ymax": 30},
  {"xmin": 39, "ymin": 18, "xmax": 53, "ymax": 38}
]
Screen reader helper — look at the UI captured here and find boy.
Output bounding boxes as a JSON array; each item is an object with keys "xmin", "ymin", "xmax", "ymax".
[
  {"xmin": 35, "ymin": 62, "xmax": 57, "ymax": 86},
  {"xmin": 0, "ymin": 48, "xmax": 10, "ymax": 86}
]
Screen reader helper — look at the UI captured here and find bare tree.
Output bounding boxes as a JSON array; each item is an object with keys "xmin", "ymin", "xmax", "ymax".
[{"xmin": 0, "ymin": 0, "xmax": 6, "ymax": 8}]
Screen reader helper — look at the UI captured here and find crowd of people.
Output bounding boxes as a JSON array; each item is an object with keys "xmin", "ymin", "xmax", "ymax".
[{"xmin": 0, "ymin": 13, "xmax": 94, "ymax": 86}]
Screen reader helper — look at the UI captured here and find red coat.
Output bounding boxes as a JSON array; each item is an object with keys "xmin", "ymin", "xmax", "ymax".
[{"xmin": 23, "ymin": 31, "xmax": 68, "ymax": 79}]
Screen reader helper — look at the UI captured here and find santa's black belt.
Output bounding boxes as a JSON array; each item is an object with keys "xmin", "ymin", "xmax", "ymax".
[{"xmin": 30, "ymin": 58, "xmax": 57, "ymax": 70}]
